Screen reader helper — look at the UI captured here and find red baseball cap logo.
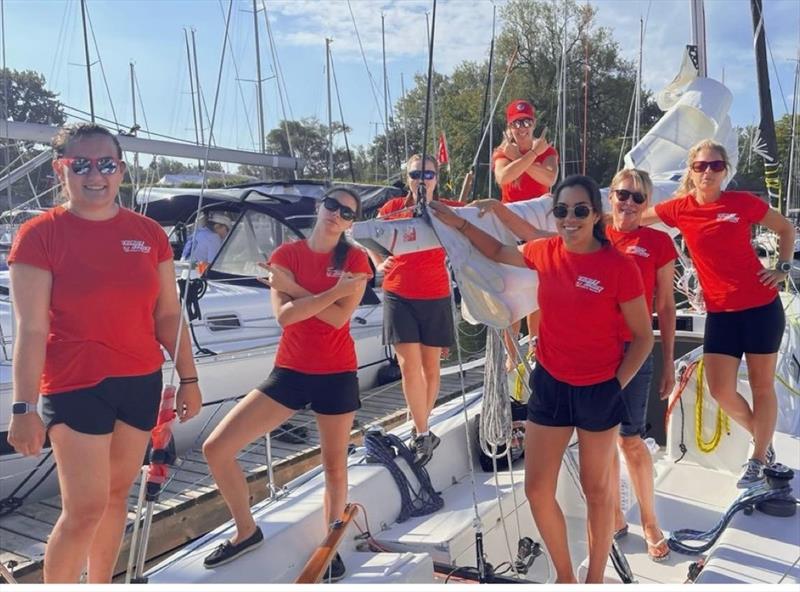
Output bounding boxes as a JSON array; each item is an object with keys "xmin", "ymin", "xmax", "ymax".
[{"xmin": 506, "ymin": 99, "xmax": 535, "ymax": 123}]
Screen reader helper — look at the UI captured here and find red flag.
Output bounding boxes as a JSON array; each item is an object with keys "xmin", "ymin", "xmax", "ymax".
[{"xmin": 437, "ymin": 131, "xmax": 449, "ymax": 165}]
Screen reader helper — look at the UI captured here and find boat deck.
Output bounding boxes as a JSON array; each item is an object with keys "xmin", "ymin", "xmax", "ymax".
[{"xmin": 0, "ymin": 364, "xmax": 487, "ymax": 583}]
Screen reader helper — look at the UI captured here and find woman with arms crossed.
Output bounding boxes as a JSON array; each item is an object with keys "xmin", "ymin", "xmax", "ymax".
[
  {"xmin": 431, "ymin": 175, "xmax": 653, "ymax": 583},
  {"xmin": 641, "ymin": 139, "xmax": 795, "ymax": 487},
  {"xmin": 8, "ymin": 123, "xmax": 201, "ymax": 583},
  {"xmin": 202, "ymin": 187, "xmax": 370, "ymax": 580}
]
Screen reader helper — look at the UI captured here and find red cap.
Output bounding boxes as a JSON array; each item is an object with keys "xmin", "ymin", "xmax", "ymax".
[{"xmin": 506, "ymin": 99, "xmax": 535, "ymax": 123}]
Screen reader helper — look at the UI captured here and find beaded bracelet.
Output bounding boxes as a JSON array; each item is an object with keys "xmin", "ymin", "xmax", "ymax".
[{"xmin": 179, "ymin": 377, "xmax": 199, "ymax": 385}]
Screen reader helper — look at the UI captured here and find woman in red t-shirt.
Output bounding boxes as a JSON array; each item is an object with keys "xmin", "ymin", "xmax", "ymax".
[
  {"xmin": 606, "ymin": 169, "xmax": 676, "ymax": 561},
  {"xmin": 642, "ymin": 139, "xmax": 796, "ymax": 488},
  {"xmin": 367, "ymin": 154, "xmax": 463, "ymax": 467},
  {"xmin": 491, "ymin": 99, "xmax": 559, "ymax": 368},
  {"xmin": 431, "ymin": 175, "xmax": 653, "ymax": 583},
  {"xmin": 8, "ymin": 123, "xmax": 202, "ymax": 583},
  {"xmin": 202, "ymin": 188, "xmax": 370, "ymax": 576}
]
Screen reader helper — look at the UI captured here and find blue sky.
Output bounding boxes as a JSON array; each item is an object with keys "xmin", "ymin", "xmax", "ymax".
[{"xmin": 3, "ymin": 0, "xmax": 799, "ymax": 167}]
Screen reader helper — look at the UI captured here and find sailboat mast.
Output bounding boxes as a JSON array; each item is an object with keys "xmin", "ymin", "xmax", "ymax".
[
  {"xmin": 750, "ymin": 0, "xmax": 782, "ymax": 211},
  {"xmin": 130, "ymin": 62, "xmax": 139, "ymax": 204},
  {"xmin": 787, "ymin": 54, "xmax": 799, "ymax": 216},
  {"xmin": 326, "ymin": 38, "xmax": 333, "ymax": 183},
  {"xmin": 252, "ymin": 0, "xmax": 266, "ymax": 158},
  {"xmin": 80, "ymin": 0, "xmax": 95, "ymax": 121},
  {"xmin": 633, "ymin": 17, "xmax": 643, "ymax": 146},
  {"xmin": 690, "ymin": 0, "xmax": 707, "ymax": 76},
  {"xmin": 487, "ymin": 5, "xmax": 496, "ymax": 197},
  {"xmin": 191, "ymin": 29, "xmax": 205, "ymax": 147},
  {"xmin": 400, "ymin": 73, "xmax": 409, "ymax": 163},
  {"xmin": 559, "ymin": 3, "xmax": 567, "ymax": 181},
  {"xmin": 184, "ymin": 29, "xmax": 200, "ymax": 151},
  {"xmin": 382, "ymin": 14, "xmax": 390, "ymax": 181}
]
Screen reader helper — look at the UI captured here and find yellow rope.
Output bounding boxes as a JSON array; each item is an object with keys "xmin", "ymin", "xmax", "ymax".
[{"xmin": 694, "ymin": 359, "xmax": 729, "ymax": 453}]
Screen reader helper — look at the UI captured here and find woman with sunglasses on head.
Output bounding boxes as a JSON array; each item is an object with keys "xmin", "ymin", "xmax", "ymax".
[
  {"xmin": 202, "ymin": 188, "xmax": 370, "ymax": 578},
  {"xmin": 431, "ymin": 175, "xmax": 653, "ymax": 583},
  {"xmin": 490, "ymin": 100, "xmax": 559, "ymax": 369},
  {"xmin": 7, "ymin": 123, "xmax": 202, "ymax": 583},
  {"xmin": 367, "ymin": 154, "xmax": 464, "ymax": 466},
  {"xmin": 606, "ymin": 169, "xmax": 676, "ymax": 561},
  {"xmin": 640, "ymin": 139, "xmax": 796, "ymax": 488}
]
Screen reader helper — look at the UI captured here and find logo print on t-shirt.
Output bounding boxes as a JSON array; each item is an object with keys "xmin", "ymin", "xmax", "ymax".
[
  {"xmin": 626, "ymin": 245, "xmax": 650, "ymax": 258},
  {"xmin": 403, "ymin": 226, "xmax": 417, "ymax": 242},
  {"xmin": 326, "ymin": 266, "xmax": 344, "ymax": 278},
  {"xmin": 576, "ymin": 275, "xmax": 604, "ymax": 293},
  {"xmin": 121, "ymin": 240, "xmax": 152, "ymax": 254},
  {"xmin": 716, "ymin": 213, "xmax": 740, "ymax": 223}
]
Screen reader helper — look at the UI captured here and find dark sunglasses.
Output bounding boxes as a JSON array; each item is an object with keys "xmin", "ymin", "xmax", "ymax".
[
  {"xmin": 408, "ymin": 169, "xmax": 437, "ymax": 181},
  {"xmin": 57, "ymin": 156, "xmax": 121, "ymax": 176},
  {"xmin": 691, "ymin": 160, "xmax": 726, "ymax": 173},
  {"xmin": 613, "ymin": 189, "xmax": 647, "ymax": 204},
  {"xmin": 509, "ymin": 119, "xmax": 535, "ymax": 129},
  {"xmin": 322, "ymin": 197, "xmax": 356, "ymax": 221},
  {"xmin": 552, "ymin": 203, "xmax": 593, "ymax": 219}
]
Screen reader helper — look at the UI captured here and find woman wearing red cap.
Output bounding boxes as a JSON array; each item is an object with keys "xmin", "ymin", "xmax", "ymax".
[{"xmin": 489, "ymin": 99, "xmax": 560, "ymax": 367}]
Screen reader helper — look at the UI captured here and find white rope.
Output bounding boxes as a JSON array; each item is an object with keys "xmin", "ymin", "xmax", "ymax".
[{"xmin": 479, "ymin": 328, "xmax": 512, "ymax": 458}]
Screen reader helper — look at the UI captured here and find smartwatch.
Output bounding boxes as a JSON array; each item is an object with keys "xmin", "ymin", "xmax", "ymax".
[
  {"xmin": 11, "ymin": 402, "xmax": 35, "ymax": 415},
  {"xmin": 776, "ymin": 261, "xmax": 792, "ymax": 274}
]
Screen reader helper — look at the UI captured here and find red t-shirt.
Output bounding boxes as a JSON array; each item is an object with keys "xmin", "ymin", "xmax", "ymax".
[
  {"xmin": 492, "ymin": 145, "xmax": 559, "ymax": 203},
  {"xmin": 607, "ymin": 226, "xmax": 677, "ymax": 340},
  {"xmin": 655, "ymin": 191, "xmax": 773, "ymax": 312},
  {"xmin": 377, "ymin": 197, "xmax": 464, "ymax": 300},
  {"xmin": 270, "ymin": 240, "xmax": 372, "ymax": 374},
  {"xmin": 8, "ymin": 206, "xmax": 172, "ymax": 394},
  {"xmin": 522, "ymin": 237, "xmax": 644, "ymax": 386}
]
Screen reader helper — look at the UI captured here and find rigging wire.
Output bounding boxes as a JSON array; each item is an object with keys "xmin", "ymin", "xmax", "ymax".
[
  {"xmin": 345, "ymin": 0, "xmax": 386, "ymax": 128},
  {"xmin": 84, "ymin": 4, "xmax": 120, "ymax": 128},
  {"xmin": 329, "ymin": 47, "xmax": 356, "ymax": 182},
  {"xmin": 262, "ymin": 0, "xmax": 296, "ymax": 169}
]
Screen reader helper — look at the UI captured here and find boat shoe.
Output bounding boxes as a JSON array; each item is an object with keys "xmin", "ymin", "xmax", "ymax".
[
  {"xmin": 323, "ymin": 552, "xmax": 346, "ymax": 582},
  {"xmin": 737, "ymin": 458, "xmax": 766, "ymax": 488},
  {"xmin": 204, "ymin": 526, "xmax": 264, "ymax": 568}
]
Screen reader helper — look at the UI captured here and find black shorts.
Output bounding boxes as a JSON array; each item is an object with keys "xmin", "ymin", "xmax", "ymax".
[
  {"xmin": 704, "ymin": 297, "xmax": 785, "ymax": 359},
  {"xmin": 528, "ymin": 364, "xmax": 624, "ymax": 432},
  {"xmin": 41, "ymin": 370, "xmax": 163, "ymax": 435},
  {"xmin": 257, "ymin": 367, "xmax": 360, "ymax": 415},
  {"xmin": 383, "ymin": 291, "xmax": 454, "ymax": 347}
]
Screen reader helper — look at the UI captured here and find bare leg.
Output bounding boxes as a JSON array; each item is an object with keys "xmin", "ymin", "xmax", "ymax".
[
  {"xmin": 524, "ymin": 421, "xmax": 575, "ymax": 583},
  {"xmin": 44, "ymin": 426, "xmax": 112, "ymax": 583},
  {"xmin": 394, "ymin": 342, "xmax": 429, "ymax": 433},
  {"xmin": 420, "ymin": 345, "xmax": 442, "ymax": 421},
  {"xmin": 703, "ymin": 353, "xmax": 754, "ymax": 435},
  {"xmin": 203, "ymin": 390, "xmax": 294, "ymax": 543},
  {"xmin": 86, "ymin": 421, "xmax": 151, "ymax": 582},
  {"xmin": 610, "ymin": 448, "xmax": 626, "ymax": 533},
  {"xmin": 744, "ymin": 352, "xmax": 779, "ymax": 462},
  {"xmin": 315, "ymin": 412, "xmax": 356, "ymax": 525},
  {"xmin": 619, "ymin": 435, "xmax": 666, "ymax": 555},
  {"xmin": 577, "ymin": 426, "xmax": 619, "ymax": 583}
]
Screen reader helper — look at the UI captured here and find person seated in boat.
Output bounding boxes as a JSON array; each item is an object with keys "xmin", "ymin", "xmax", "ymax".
[
  {"xmin": 491, "ymin": 99, "xmax": 559, "ymax": 370},
  {"xmin": 7, "ymin": 122, "xmax": 202, "ymax": 583},
  {"xmin": 181, "ymin": 210, "xmax": 232, "ymax": 270},
  {"xmin": 366, "ymin": 154, "xmax": 464, "ymax": 467},
  {"xmin": 640, "ymin": 139, "xmax": 795, "ymax": 487},
  {"xmin": 430, "ymin": 175, "xmax": 653, "ymax": 583},
  {"xmin": 201, "ymin": 187, "xmax": 370, "ymax": 578}
]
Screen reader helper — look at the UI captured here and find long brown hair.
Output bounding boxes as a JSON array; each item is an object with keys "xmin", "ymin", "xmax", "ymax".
[{"xmin": 676, "ymin": 139, "xmax": 730, "ymax": 197}]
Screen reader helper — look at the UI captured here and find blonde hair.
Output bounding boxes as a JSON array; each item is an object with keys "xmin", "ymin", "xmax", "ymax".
[
  {"xmin": 610, "ymin": 168, "xmax": 653, "ymax": 202},
  {"xmin": 406, "ymin": 153, "xmax": 439, "ymax": 172},
  {"xmin": 676, "ymin": 139, "xmax": 730, "ymax": 196}
]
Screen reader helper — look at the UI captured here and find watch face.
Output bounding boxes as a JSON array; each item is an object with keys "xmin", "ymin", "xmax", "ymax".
[
  {"xmin": 12, "ymin": 402, "xmax": 30, "ymax": 414},
  {"xmin": 779, "ymin": 262, "xmax": 792, "ymax": 273}
]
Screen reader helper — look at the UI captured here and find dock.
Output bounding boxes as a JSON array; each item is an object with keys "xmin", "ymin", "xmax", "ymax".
[{"xmin": 0, "ymin": 365, "xmax": 486, "ymax": 583}]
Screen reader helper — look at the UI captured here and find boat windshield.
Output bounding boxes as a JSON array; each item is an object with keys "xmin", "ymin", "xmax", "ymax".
[{"xmin": 210, "ymin": 208, "xmax": 301, "ymax": 278}]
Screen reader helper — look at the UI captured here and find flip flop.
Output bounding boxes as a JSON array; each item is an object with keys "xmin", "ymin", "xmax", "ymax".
[
  {"xmin": 613, "ymin": 524, "xmax": 629, "ymax": 541},
  {"xmin": 645, "ymin": 536, "xmax": 670, "ymax": 562}
]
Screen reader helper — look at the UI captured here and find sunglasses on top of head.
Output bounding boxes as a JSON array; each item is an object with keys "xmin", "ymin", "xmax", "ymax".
[
  {"xmin": 510, "ymin": 118, "xmax": 535, "ymax": 129},
  {"xmin": 322, "ymin": 197, "xmax": 356, "ymax": 221},
  {"xmin": 552, "ymin": 203, "xmax": 592, "ymax": 219},
  {"xmin": 408, "ymin": 169, "xmax": 437, "ymax": 181},
  {"xmin": 691, "ymin": 160, "xmax": 726, "ymax": 173},
  {"xmin": 613, "ymin": 189, "xmax": 647, "ymax": 204},
  {"xmin": 57, "ymin": 156, "xmax": 121, "ymax": 176}
]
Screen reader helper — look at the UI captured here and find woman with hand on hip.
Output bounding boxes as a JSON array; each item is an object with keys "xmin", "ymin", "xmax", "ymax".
[
  {"xmin": 202, "ymin": 187, "xmax": 370, "ymax": 580},
  {"xmin": 367, "ymin": 154, "xmax": 464, "ymax": 466},
  {"xmin": 431, "ymin": 175, "xmax": 653, "ymax": 583},
  {"xmin": 8, "ymin": 123, "xmax": 201, "ymax": 583},
  {"xmin": 491, "ymin": 99, "xmax": 558, "ymax": 368},
  {"xmin": 606, "ymin": 169, "xmax": 676, "ymax": 561},
  {"xmin": 641, "ymin": 139, "xmax": 795, "ymax": 487}
]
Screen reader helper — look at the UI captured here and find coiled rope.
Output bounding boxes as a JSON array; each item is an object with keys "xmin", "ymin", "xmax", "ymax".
[
  {"xmin": 479, "ymin": 328, "xmax": 512, "ymax": 458},
  {"xmin": 694, "ymin": 359, "xmax": 730, "ymax": 453}
]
